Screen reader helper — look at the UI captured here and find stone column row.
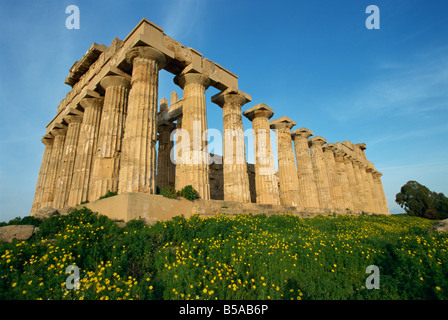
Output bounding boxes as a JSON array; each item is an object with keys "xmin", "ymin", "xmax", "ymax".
[
  {"xmin": 31, "ymin": 44, "xmax": 389, "ymax": 216},
  {"xmin": 31, "ymin": 45, "xmax": 168, "ymax": 212}
]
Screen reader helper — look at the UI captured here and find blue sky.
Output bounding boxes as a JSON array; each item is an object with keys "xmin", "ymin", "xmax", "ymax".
[{"xmin": 1, "ymin": 0, "xmax": 447, "ymax": 221}]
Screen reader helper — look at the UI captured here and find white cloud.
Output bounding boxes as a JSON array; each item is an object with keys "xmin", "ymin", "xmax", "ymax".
[
  {"xmin": 161, "ymin": 0, "xmax": 206, "ymax": 41},
  {"xmin": 328, "ymin": 46, "xmax": 448, "ymax": 122}
]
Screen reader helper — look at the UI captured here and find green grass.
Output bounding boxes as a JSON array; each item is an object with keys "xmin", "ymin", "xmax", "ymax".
[{"xmin": 0, "ymin": 208, "xmax": 447, "ymax": 300}]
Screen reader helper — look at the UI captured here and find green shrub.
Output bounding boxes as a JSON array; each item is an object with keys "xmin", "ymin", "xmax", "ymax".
[
  {"xmin": 160, "ymin": 185, "xmax": 179, "ymax": 199},
  {"xmin": 0, "ymin": 216, "xmax": 42, "ymax": 227},
  {"xmin": 98, "ymin": 190, "xmax": 118, "ymax": 200},
  {"xmin": 178, "ymin": 185, "xmax": 200, "ymax": 201}
]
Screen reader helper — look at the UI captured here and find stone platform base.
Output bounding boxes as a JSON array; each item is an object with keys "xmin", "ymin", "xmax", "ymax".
[{"xmin": 80, "ymin": 192, "xmax": 363, "ymax": 224}]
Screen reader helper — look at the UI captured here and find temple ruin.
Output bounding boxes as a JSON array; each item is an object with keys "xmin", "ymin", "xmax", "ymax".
[{"xmin": 30, "ymin": 18, "xmax": 389, "ymax": 221}]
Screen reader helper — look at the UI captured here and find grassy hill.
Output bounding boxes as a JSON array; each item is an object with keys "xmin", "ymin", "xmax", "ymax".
[{"xmin": 0, "ymin": 208, "xmax": 447, "ymax": 300}]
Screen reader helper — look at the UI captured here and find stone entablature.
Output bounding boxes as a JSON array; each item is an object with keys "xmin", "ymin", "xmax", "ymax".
[{"xmin": 31, "ymin": 18, "xmax": 389, "ymax": 217}]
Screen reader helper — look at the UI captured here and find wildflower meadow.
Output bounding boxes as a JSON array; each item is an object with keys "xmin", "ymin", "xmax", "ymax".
[{"xmin": 0, "ymin": 208, "xmax": 446, "ymax": 300}]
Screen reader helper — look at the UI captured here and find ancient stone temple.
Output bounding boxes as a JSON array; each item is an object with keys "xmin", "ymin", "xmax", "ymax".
[{"xmin": 30, "ymin": 18, "xmax": 389, "ymax": 221}]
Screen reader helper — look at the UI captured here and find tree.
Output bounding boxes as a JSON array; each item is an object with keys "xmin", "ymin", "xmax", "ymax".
[{"xmin": 395, "ymin": 180, "xmax": 448, "ymax": 219}]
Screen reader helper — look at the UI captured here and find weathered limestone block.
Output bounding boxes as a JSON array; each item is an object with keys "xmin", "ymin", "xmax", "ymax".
[
  {"xmin": 429, "ymin": 218, "xmax": 448, "ymax": 233},
  {"xmin": 0, "ymin": 225, "xmax": 35, "ymax": 243},
  {"xmin": 33, "ymin": 206, "xmax": 59, "ymax": 220},
  {"xmin": 323, "ymin": 144, "xmax": 344, "ymax": 210},
  {"xmin": 308, "ymin": 136, "xmax": 332, "ymax": 209},
  {"xmin": 291, "ymin": 128, "xmax": 320, "ymax": 208},
  {"xmin": 30, "ymin": 137, "xmax": 54, "ymax": 214},
  {"xmin": 173, "ymin": 71, "xmax": 211, "ymax": 199},
  {"xmin": 91, "ymin": 75, "xmax": 130, "ymax": 200},
  {"xmin": 40, "ymin": 127, "xmax": 67, "ymax": 208},
  {"xmin": 119, "ymin": 46, "xmax": 166, "ymax": 195},
  {"xmin": 211, "ymin": 88, "xmax": 251, "ymax": 203},
  {"xmin": 53, "ymin": 114, "xmax": 83, "ymax": 209},
  {"xmin": 333, "ymin": 149, "xmax": 354, "ymax": 211},
  {"xmin": 67, "ymin": 97, "xmax": 103, "ymax": 206},
  {"xmin": 270, "ymin": 116, "xmax": 301, "ymax": 206},
  {"xmin": 156, "ymin": 120, "xmax": 176, "ymax": 190},
  {"xmin": 243, "ymin": 103, "xmax": 280, "ymax": 205}
]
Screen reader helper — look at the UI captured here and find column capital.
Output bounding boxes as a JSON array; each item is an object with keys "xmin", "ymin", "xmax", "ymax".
[
  {"xmin": 357, "ymin": 160, "xmax": 368, "ymax": 168},
  {"xmin": 126, "ymin": 46, "xmax": 166, "ymax": 70},
  {"xmin": 41, "ymin": 137, "xmax": 54, "ymax": 146},
  {"xmin": 63, "ymin": 114, "xmax": 83, "ymax": 125},
  {"xmin": 269, "ymin": 116, "xmax": 296, "ymax": 131},
  {"xmin": 308, "ymin": 136, "xmax": 327, "ymax": 148},
  {"xmin": 211, "ymin": 87, "xmax": 251, "ymax": 108},
  {"xmin": 354, "ymin": 143, "xmax": 367, "ymax": 151},
  {"xmin": 323, "ymin": 143, "xmax": 337, "ymax": 153},
  {"xmin": 173, "ymin": 71, "xmax": 211, "ymax": 89},
  {"xmin": 291, "ymin": 127, "xmax": 313, "ymax": 140},
  {"xmin": 99, "ymin": 75, "xmax": 131, "ymax": 90},
  {"xmin": 334, "ymin": 149, "xmax": 347, "ymax": 159},
  {"xmin": 243, "ymin": 103, "xmax": 274, "ymax": 121},
  {"xmin": 157, "ymin": 119, "xmax": 176, "ymax": 130},
  {"xmin": 50, "ymin": 127, "xmax": 67, "ymax": 136},
  {"xmin": 80, "ymin": 97, "xmax": 104, "ymax": 110},
  {"xmin": 372, "ymin": 170, "xmax": 383, "ymax": 178}
]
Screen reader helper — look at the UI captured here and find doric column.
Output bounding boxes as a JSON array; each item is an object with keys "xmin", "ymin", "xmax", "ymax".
[
  {"xmin": 365, "ymin": 163, "xmax": 380, "ymax": 214},
  {"xmin": 40, "ymin": 127, "xmax": 67, "ymax": 208},
  {"xmin": 211, "ymin": 88, "xmax": 251, "ymax": 203},
  {"xmin": 30, "ymin": 137, "xmax": 54, "ymax": 214},
  {"xmin": 67, "ymin": 97, "xmax": 103, "ymax": 206},
  {"xmin": 322, "ymin": 144, "xmax": 344, "ymax": 210},
  {"xmin": 343, "ymin": 155, "xmax": 362, "ymax": 212},
  {"xmin": 173, "ymin": 71, "xmax": 211, "ymax": 199},
  {"xmin": 53, "ymin": 115, "xmax": 83, "ymax": 209},
  {"xmin": 291, "ymin": 128, "xmax": 320, "ymax": 208},
  {"xmin": 156, "ymin": 120, "xmax": 176, "ymax": 190},
  {"xmin": 270, "ymin": 116, "xmax": 300, "ymax": 206},
  {"xmin": 243, "ymin": 103, "xmax": 280, "ymax": 205},
  {"xmin": 351, "ymin": 159, "xmax": 369, "ymax": 212},
  {"xmin": 373, "ymin": 170, "xmax": 389, "ymax": 214},
  {"xmin": 333, "ymin": 149, "xmax": 354, "ymax": 211},
  {"xmin": 308, "ymin": 136, "xmax": 332, "ymax": 210},
  {"xmin": 359, "ymin": 161, "xmax": 375, "ymax": 213},
  {"xmin": 90, "ymin": 75, "xmax": 130, "ymax": 200},
  {"xmin": 118, "ymin": 46, "xmax": 165, "ymax": 195}
]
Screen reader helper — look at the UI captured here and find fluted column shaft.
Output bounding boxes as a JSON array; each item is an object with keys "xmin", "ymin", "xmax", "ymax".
[
  {"xmin": 40, "ymin": 128, "xmax": 67, "ymax": 208},
  {"xmin": 334, "ymin": 151, "xmax": 354, "ymax": 211},
  {"xmin": 90, "ymin": 75, "xmax": 130, "ymax": 200},
  {"xmin": 359, "ymin": 162, "xmax": 375, "ymax": 213},
  {"xmin": 67, "ymin": 97, "xmax": 103, "ymax": 206},
  {"xmin": 271, "ymin": 120, "xmax": 300, "ymax": 206},
  {"xmin": 156, "ymin": 122, "xmax": 176, "ymax": 190},
  {"xmin": 243, "ymin": 105, "xmax": 280, "ymax": 205},
  {"xmin": 291, "ymin": 129, "xmax": 320, "ymax": 208},
  {"xmin": 308, "ymin": 137, "xmax": 332, "ymax": 209},
  {"xmin": 366, "ymin": 167, "xmax": 381, "ymax": 213},
  {"xmin": 118, "ymin": 46, "xmax": 165, "ymax": 195},
  {"xmin": 343, "ymin": 155, "xmax": 362, "ymax": 212},
  {"xmin": 212, "ymin": 89, "xmax": 251, "ymax": 203},
  {"xmin": 30, "ymin": 138, "xmax": 54, "ymax": 214},
  {"xmin": 53, "ymin": 115, "xmax": 83, "ymax": 208},
  {"xmin": 323, "ymin": 146, "xmax": 344, "ymax": 210},
  {"xmin": 373, "ymin": 171, "xmax": 389, "ymax": 214},
  {"xmin": 173, "ymin": 72, "xmax": 211, "ymax": 199},
  {"xmin": 352, "ymin": 160, "xmax": 369, "ymax": 212}
]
